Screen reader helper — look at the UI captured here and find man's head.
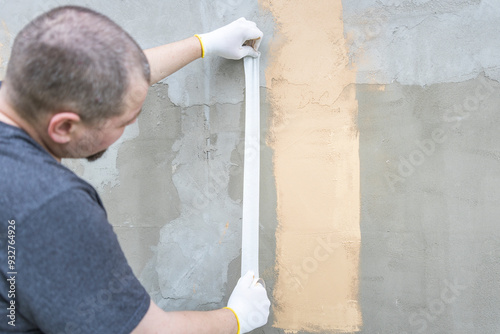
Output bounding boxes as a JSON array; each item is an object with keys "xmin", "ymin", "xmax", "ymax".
[{"xmin": 2, "ymin": 6, "xmax": 150, "ymax": 160}]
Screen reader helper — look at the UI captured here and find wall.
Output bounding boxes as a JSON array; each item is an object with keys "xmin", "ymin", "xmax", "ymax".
[
  {"xmin": 343, "ymin": 1, "xmax": 500, "ymax": 333},
  {"xmin": 1, "ymin": 0, "xmax": 500, "ymax": 333}
]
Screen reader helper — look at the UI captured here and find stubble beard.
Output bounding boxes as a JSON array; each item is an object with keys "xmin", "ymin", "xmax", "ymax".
[{"xmin": 86, "ymin": 149, "xmax": 107, "ymax": 162}]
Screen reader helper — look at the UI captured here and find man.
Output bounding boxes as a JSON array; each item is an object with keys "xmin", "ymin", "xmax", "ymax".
[{"xmin": 0, "ymin": 6, "xmax": 269, "ymax": 334}]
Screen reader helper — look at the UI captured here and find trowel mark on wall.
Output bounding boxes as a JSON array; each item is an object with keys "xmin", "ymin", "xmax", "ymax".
[{"xmin": 260, "ymin": 0, "xmax": 362, "ymax": 332}]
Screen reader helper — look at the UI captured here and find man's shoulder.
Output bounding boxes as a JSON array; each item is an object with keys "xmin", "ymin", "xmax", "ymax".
[{"xmin": 0, "ymin": 124, "xmax": 101, "ymax": 221}]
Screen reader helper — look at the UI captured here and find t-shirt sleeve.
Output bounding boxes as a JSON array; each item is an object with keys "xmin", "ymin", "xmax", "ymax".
[{"xmin": 17, "ymin": 187, "xmax": 150, "ymax": 334}]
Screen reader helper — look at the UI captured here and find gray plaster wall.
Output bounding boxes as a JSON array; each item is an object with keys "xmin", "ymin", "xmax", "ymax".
[
  {"xmin": 343, "ymin": 1, "xmax": 500, "ymax": 333},
  {"xmin": 357, "ymin": 77, "xmax": 500, "ymax": 334},
  {"xmin": 1, "ymin": 0, "xmax": 500, "ymax": 333}
]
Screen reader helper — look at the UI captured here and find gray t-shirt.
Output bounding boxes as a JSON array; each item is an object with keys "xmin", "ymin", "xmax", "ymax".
[{"xmin": 0, "ymin": 118, "xmax": 150, "ymax": 333}]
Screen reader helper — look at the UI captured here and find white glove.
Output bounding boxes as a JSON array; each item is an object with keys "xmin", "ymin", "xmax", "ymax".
[
  {"xmin": 197, "ymin": 18, "xmax": 263, "ymax": 59},
  {"xmin": 226, "ymin": 271, "xmax": 270, "ymax": 333}
]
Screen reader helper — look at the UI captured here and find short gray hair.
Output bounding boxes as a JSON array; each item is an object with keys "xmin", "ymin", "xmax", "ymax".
[{"xmin": 4, "ymin": 6, "xmax": 150, "ymax": 124}]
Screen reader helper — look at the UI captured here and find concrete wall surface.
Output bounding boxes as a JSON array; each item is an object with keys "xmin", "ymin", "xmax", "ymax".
[{"xmin": 1, "ymin": 0, "xmax": 500, "ymax": 333}]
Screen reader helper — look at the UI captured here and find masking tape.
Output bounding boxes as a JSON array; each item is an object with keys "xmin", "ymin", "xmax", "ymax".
[{"xmin": 241, "ymin": 55, "xmax": 260, "ymax": 278}]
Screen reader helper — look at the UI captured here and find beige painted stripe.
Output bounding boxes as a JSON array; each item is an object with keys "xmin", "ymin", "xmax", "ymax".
[{"xmin": 260, "ymin": 0, "xmax": 362, "ymax": 332}]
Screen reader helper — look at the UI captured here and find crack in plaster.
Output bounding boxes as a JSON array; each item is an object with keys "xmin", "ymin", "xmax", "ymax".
[{"xmin": 343, "ymin": 0, "xmax": 499, "ymax": 85}]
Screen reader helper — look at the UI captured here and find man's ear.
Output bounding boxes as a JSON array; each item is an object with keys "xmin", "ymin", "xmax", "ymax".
[{"xmin": 47, "ymin": 112, "xmax": 82, "ymax": 144}]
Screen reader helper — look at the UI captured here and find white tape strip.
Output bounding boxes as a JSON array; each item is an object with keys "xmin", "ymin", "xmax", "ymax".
[{"xmin": 241, "ymin": 55, "xmax": 260, "ymax": 278}]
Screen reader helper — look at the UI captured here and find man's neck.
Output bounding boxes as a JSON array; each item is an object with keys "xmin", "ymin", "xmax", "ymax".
[
  {"xmin": 0, "ymin": 89, "xmax": 24, "ymax": 129},
  {"xmin": 0, "ymin": 93, "xmax": 61, "ymax": 162},
  {"xmin": 0, "ymin": 109, "xmax": 19, "ymax": 127}
]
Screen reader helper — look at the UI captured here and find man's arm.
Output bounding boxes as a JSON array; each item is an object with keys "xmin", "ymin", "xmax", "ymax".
[
  {"xmin": 144, "ymin": 17, "xmax": 263, "ymax": 85},
  {"xmin": 132, "ymin": 300, "xmax": 238, "ymax": 334},
  {"xmin": 131, "ymin": 271, "xmax": 270, "ymax": 334},
  {"xmin": 144, "ymin": 36, "xmax": 202, "ymax": 85}
]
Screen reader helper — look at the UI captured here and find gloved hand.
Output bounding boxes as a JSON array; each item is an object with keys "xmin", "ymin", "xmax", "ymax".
[
  {"xmin": 226, "ymin": 270, "xmax": 271, "ymax": 333},
  {"xmin": 197, "ymin": 18, "xmax": 263, "ymax": 59}
]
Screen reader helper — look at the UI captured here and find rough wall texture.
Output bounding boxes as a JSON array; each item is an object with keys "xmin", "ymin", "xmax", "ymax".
[
  {"xmin": 342, "ymin": 0, "xmax": 500, "ymax": 333},
  {"xmin": 1, "ymin": 0, "xmax": 500, "ymax": 333},
  {"xmin": 358, "ymin": 77, "xmax": 500, "ymax": 334}
]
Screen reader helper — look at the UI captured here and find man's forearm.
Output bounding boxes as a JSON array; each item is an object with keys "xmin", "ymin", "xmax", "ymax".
[
  {"xmin": 132, "ymin": 300, "xmax": 239, "ymax": 334},
  {"xmin": 144, "ymin": 36, "xmax": 202, "ymax": 85},
  {"xmin": 144, "ymin": 17, "xmax": 263, "ymax": 85},
  {"xmin": 162, "ymin": 308, "xmax": 238, "ymax": 334}
]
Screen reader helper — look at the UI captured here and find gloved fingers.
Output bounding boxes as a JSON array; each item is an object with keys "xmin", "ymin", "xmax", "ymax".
[
  {"xmin": 235, "ymin": 17, "xmax": 263, "ymax": 47},
  {"xmin": 241, "ymin": 45, "xmax": 260, "ymax": 58},
  {"xmin": 243, "ymin": 28, "xmax": 263, "ymax": 50},
  {"xmin": 238, "ymin": 298, "xmax": 271, "ymax": 333},
  {"xmin": 243, "ymin": 36, "xmax": 262, "ymax": 51},
  {"xmin": 253, "ymin": 277, "xmax": 266, "ymax": 289},
  {"xmin": 252, "ymin": 282, "xmax": 270, "ymax": 303},
  {"xmin": 239, "ymin": 270, "xmax": 256, "ymax": 287},
  {"xmin": 252, "ymin": 37, "xmax": 262, "ymax": 52},
  {"xmin": 228, "ymin": 272, "xmax": 271, "ymax": 333}
]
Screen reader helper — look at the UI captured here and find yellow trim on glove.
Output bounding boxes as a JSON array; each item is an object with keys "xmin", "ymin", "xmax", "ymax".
[
  {"xmin": 194, "ymin": 34, "xmax": 205, "ymax": 58},
  {"xmin": 223, "ymin": 307, "xmax": 241, "ymax": 334}
]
